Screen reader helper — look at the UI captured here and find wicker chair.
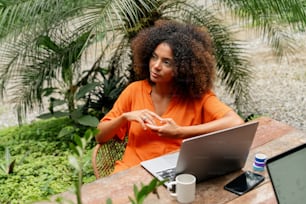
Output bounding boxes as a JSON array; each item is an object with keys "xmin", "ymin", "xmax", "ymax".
[{"xmin": 92, "ymin": 137, "xmax": 127, "ymax": 179}]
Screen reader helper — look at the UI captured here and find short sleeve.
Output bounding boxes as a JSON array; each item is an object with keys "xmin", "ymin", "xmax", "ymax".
[
  {"xmin": 101, "ymin": 85, "xmax": 133, "ymax": 140},
  {"xmin": 202, "ymin": 91, "xmax": 233, "ymax": 122}
]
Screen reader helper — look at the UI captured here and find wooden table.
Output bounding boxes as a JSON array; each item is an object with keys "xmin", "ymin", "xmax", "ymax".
[{"xmin": 44, "ymin": 117, "xmax": 306, "ymax": 204}]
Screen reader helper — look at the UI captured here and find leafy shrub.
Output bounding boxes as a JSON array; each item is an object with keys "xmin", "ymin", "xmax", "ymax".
[{"xmin": 0, "ymin": 117, "xmax": 96, "ymax": 203}]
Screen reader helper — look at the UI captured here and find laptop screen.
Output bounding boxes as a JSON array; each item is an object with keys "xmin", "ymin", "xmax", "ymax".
[{"xmin": 266, "ymin": 143, "xmax": 306, "ymax": 204}]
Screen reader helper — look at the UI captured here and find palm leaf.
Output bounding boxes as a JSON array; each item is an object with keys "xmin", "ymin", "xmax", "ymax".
[
  {"xmin": 1, "ymin": 0, "xmax": 306, "ymax": 122},
  {"xmin": 216, "ymin": 0, "xmax": 306, "ymax": 56}
]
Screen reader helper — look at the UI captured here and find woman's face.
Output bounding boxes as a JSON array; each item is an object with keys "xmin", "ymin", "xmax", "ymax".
[{"xmin": 149, "ymin": 42, "xmax": 175, "ymax": 84}]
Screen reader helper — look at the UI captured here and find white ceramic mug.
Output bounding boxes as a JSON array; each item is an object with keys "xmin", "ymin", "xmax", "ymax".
[{"xmin": 167, "ymin": 173, "xmax": 196, "ymax": 203}]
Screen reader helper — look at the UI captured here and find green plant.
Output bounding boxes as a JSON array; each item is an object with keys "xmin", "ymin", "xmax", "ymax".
[
  {"xmin": 0, "ymin": 0, "xmax": 261, "ymax": 123},
  {"xmin": 105, "ymin": 178, "xmax": 167, "ymax": 204},
  {"xmin": 244, "ymin": 113, "xmax": 262, "ymax": 122},
  {"xmin": 0, "ymin": 147, "xmax": 29, "ymax": 175},
  {"xmin": 0, "ymin": 117, "xmax": 96, "ymax": 203},
  {"xmin": 49, "ymin": 127, "xmax": 164, "ymax": 204},
  {"xmin": 0, "ymin": 147, "xmax": 15, "ymax": 174},
  {"xmin": 0, "ymin": 0, "xmax": 305, "ymax": 125},
  {"xmin": 33, "ymin": 32, "xmax": 100, "ymax": 127},
  {"xmin": 84, "ymin": 68, "xmax": 128, "ymax": 119},
  {"xmin": 68, "ymin": 128, "xmax": 97, "ymax": 204},
  {"xmin": 128, "ymin": 178, "xmax": 167, "ymax": 204}
]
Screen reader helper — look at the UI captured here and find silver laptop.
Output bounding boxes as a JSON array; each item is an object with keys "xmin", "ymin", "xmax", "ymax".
[
  {"xmin": 141, "ymin": 121, "xmax": 259, "ymax": 187},
  {"xmin": 266, "ymin": 143, "xmax": 306, "ymax": 204}
]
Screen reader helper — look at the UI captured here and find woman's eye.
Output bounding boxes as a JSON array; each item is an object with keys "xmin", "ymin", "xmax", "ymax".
[
  {"xmin": 151, "ymin": 54, "xmax": 157, "ymax": 60},
  {"xmin": 164, "ymin": 60, "xmax": 172, "ymax": 66}
]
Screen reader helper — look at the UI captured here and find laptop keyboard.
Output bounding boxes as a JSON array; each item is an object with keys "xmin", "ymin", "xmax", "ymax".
[{"xmin": 156, "ymin": 168, "xmax": 176, "ymax": 182}]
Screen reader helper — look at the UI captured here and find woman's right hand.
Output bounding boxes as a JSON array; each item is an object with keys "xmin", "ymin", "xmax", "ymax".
[
  {"xmin": 123, "ymin": 109, "xmax": 163, "ymax": 130},
  {"xmin": 96, "ymin": 109, "xmax": 163, "ymax": 143}
]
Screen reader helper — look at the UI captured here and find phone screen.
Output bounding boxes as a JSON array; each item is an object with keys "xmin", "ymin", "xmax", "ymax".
[{"xmin": 224, "ymin": 171, "xmax": 265, "ymax": 195}]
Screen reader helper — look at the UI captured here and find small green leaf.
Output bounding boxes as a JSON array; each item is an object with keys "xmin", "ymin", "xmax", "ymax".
[
  {"xmin": 42, "ymin": 88, "xmax": 58, "ymax": 96},
  {"xmin": 71, "ymin": 109, "xmax": 83, "ymax": 119},
  {"xmin": 69, "ymin": 143, "xmax": 79, "ymax": 156},
  {"xmin": 52, "ymin": 99, "xmax": 67, "ymax": 107},
  {"xmin": 80, "ymin": 137, "xmax": 86, "ymax": 149},
  {"xmin": 106, "ymin": 198, "xmax": 113, "ymax": 204},
  {"xmin": 133, "ymin": 184, "xmax": 139, "ymax": 197},
  {"xmin": 128, "ymin": 196, "xmax": 136, "ymax": 204},
  {"xmin": 0, "ymin": 163, "xmax": 6, "ymax": 173},
  {"xmin": 37, "ymin": 111, "xmax": 69, "ymax": 119},
  {"xmin": 76, "ymin": 82, "xmax": 100, "ymax": 99},
  {"xmin": 128, "ymin": 178, "xmax": 167, "ymax": 203},
  {"xmin": 68, "ymin": 155, "xmax": 80, "ymax": 171},
  {"xmin": 5, "ymin": 147, "xmax": 11, "ymax": 167},
  {"xmin": 74, "ymin": 135, "xmax": 82, "ymax": 147},
  {"xmin": 8, "ymin": 160, "xmax": 15, "ymax": 174},
  {"xmin": 76, "ymin": 115, "xmax": 99, "ymax": 127},
  {"xmin": 36, "ymin": 35, "xmax": 61, "ymax": 52},
  {"xmin": 58, "ymin": 126, "xmax": 75, "ymax": 138},
  {"xmin": 83, "ymin": 129, "xmax": 94, "ymax": 141},
  {"xmin": 76, "ymin": 146, "xmax": 83, "ymax": 157}
]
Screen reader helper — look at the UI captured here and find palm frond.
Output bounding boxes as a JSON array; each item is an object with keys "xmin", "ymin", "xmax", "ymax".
[
  {"xmin": 3, "ymin": 0, "xmax": 304, "ymax": 121},
  {"xmin": 0, "ymin": 0, "xmax": 160, "ymax": 117},
  {"xmin": 215, "ymin": 0, "xmax": 306, "ymax": 56}
]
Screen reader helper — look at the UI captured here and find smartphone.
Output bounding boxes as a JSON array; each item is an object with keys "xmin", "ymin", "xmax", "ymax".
[{"xmin": 224, "ymin": 171, "xmax": 265, "ymax": 196}]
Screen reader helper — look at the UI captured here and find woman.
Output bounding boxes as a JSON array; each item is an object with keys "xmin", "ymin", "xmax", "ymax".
[{"xmin": 96, "ymin": 20, "xmax": 244, "ymax": 173}]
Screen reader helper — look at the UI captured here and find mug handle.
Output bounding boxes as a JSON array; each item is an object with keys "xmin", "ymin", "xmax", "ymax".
[{"xmin": 167, "ymin": 181, "xmax": 177, "ymax": 197}]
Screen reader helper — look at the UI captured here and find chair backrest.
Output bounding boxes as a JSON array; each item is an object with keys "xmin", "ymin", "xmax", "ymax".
[{"xmin": 92, "ymin": 137, "xmax": 127, "ymax": 179}]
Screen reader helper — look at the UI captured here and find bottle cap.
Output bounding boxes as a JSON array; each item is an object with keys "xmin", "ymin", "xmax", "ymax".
[{"xmin": 255, "ymin": 153, "xmax": 267, "ymax": 163}]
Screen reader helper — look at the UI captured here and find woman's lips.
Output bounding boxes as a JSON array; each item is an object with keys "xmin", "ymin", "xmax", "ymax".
[{"xmin": 151, "ymin": 72, "xmax": 160, "ymax": 78}]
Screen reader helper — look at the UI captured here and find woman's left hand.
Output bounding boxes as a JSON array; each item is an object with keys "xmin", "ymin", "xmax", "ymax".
[{"xmin": 146, "ymin": 118, "xmax": 181, "ymax": 138}]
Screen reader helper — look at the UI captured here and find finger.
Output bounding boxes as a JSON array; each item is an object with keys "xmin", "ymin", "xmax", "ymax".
[
  {"xmin": 143, "ymin": 113, "xmax": 160, "ymax": 125},
  {"xmin": 141, "ymin": 115, "xmax": 147, "ymax": 121},
  {"xmin": 147, "ymin": 112, "xmax": 163, "ymax": 121},
  {"xmin": 159, "ymin": 118, "xmax": 171, "ymax": 125},
  {"xmin": 147, "ymin": 124, "xmax": 166, "ymax": 136},
  {"xmin": 166, "ymin": 118, "xmax": 175, "ymax": 124},
  {"xmin": 138, "ymin": 117, "xmax": 148, "ymax": 130},
  {"xmin": 145, "ymin": 124, "xmax": 159, "ymax": 131},
  {"xmin": 143, "ymin": 115, "xmax": 155, "ymax": 125},
  {"xmin": 153, "ymin": 114, "xmax": 163, "ymax": 121}
]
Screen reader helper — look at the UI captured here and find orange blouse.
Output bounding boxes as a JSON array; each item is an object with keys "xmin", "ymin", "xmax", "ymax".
[{"xmin": 101, "ymin": 80, "xmax": 232, "ymax": 172}]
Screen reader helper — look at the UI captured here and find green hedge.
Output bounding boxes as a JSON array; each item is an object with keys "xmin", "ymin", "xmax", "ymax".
[{"xmin": 0, "ymin": 117, "xmax": 96, "ymax": 203}]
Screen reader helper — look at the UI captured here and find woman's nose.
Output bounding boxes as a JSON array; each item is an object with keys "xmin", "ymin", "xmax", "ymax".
[{"xmin": 152, "ymin": 59, "xmax": 161, "ymax": 70}]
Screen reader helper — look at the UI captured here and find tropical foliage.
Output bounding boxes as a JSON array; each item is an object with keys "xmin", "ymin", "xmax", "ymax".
[
  {"xmin": 0, "ymin": 118, "xmax": 164, "ymax": 203},
  {"xmin": 67, "ymin": 128, "xmax": 98, "ymax": 204},
  {"xmin": 0, "ymin": 0, "xmax": 305, "ymax": 203},
  {"xmin": 0, "ymin": 0, "xmax": 305, "ymax": 122},
  {"xmin": 0, "ymin": 117, "xmax": 96, "ymax": 203},
  {"xmin": 0, "ymin": 0, "xmax": 304, "ymax": 117},
  {"xmin": 219, "ymin": 0, "xmax": 306, "ymax": 56}
]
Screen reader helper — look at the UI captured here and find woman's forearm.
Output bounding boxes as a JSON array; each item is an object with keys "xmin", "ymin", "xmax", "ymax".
[
  {"xmin": 178, "ymin": 111, "xmax": 244, "ymax": 138},
  {"xmin": 96, "ymin": 114, "xmax": 128, "ymax": 143},
  {"xmin": 145, "ymin": 111, "xmax": 244, "ymax": 139}
]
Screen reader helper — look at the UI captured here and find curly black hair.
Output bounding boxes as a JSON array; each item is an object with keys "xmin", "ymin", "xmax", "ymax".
[{"xmin": 131, "ymin": 20, "xmax": 216, "ymax": 98}]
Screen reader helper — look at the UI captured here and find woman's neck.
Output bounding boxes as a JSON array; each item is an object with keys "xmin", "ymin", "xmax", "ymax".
[
  {"xmin": 152, "ymin": 83, "xmax": 174, "ymax": 98},
  {"xmin": 150, "ymin": 83, "xmax": 175, "ymax": 116}
]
